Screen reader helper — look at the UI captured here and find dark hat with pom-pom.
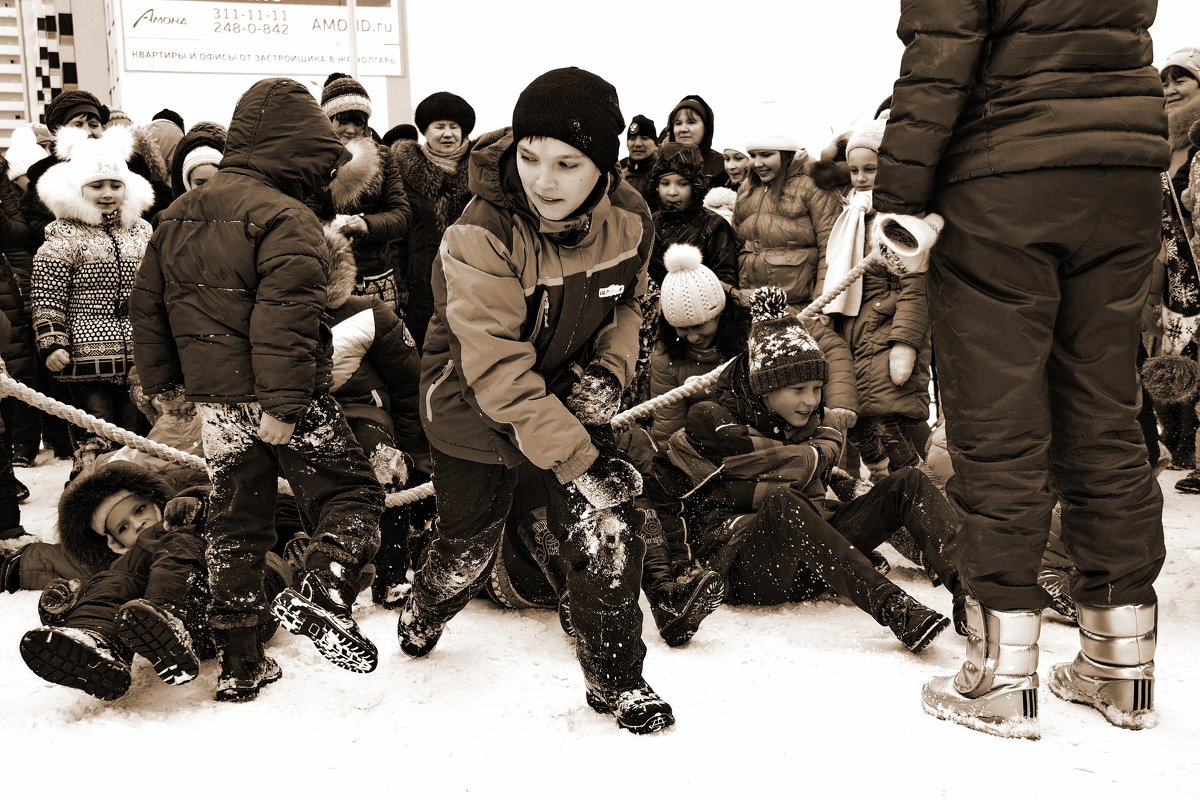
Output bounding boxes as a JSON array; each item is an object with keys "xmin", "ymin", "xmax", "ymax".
[
  {"xmin": 746, "ymin": 286, "xmax": 827, "ymax": 394},
  {"xmin": 1141, "ymin": 354, "xmax": 1200, "ymax": 404},
  {"xmin": 322, "ymin": 72, "xmax": 371, "ymax": 120}
]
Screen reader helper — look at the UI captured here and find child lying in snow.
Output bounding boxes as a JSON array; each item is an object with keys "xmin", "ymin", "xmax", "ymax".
[{"xmin": 18, "ymin": 460, "xmax": 291, "ymax": 702}]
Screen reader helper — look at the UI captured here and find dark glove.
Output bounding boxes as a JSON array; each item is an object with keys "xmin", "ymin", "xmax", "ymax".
[
  {"xmin": 565, "ymin": 364, "xmax": 622, "ymax": 426},
  {"xmin": 164, "ymin": 493, "xmax": 207, "ymax": 531},
  {"xmin": 570, "ymin": 454, "xmax": 643, "ymax": 510},
  {"xmin": 39, "ymin": 578, "xmax": 82, "ymax": 622}
]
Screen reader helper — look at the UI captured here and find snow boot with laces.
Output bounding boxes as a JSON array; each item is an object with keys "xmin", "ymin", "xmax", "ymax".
[
  {"xmin": 880, "ymin": 591, "xmax": 949, "ymax": 653},
  {"xmin": 115, "ymin": 598, "xmax": 200, "ymax": 685},
  {"xmin": 1048, "ymin": 602, "xmax": 1157, "ymax": 730},
  {"xmin": 585, "ymin": 680, "xmax": 675, "ymax": 734},
  {"xmin": 20, "ymin": 626, "xmax": 132, "ymax": 700},
  {"xmin": 212, "ymin": 622, "xmax": 281, "ymax": 702},
  {"xmin": 638, "ymin": 506, "xmax": 724, "ymax": 647},
  {"xmin": 921, "ymin": 597, "xmax": 1041, "ymax": 739},
  {"xmin": 272, "ymin": 543, "xmax": 378, "ymax": 673}
]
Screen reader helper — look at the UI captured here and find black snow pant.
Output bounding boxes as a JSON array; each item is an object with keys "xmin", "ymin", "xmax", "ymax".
[
  {"xmin": 716, "ymin": 469, "xmax": 960, "ymax": 618},
  {"xmin": 196, "ymin": 395, "xmax": 383, "ymax": 626},
  {"xmin": 345, "ymin": 414, "xmax": 412, "ymax": 599},
  {"xmin": 930, "ymin": 167, "xmax": 1166, "ymax": 611},
  {"xmin": 414, "ymin": 446, "xmax": 649, "ymax": 691}
]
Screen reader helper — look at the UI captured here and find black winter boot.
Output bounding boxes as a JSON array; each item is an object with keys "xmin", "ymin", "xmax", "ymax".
[
  {"xmin": 636, "ymin": 506, "xmax": 724, "ymax": 647},
  {"xmin": 212, "ymin": 623, "xmax": 281, "ymax": 702},
  {"xmin": 397, "ymin": 592, "xmax": 447, "ymax": 657},
  {"xmin": 115, "ymin": 599, "xmax": 200, "ymax": 685},
  {"xmin": 20, "ymin": 626, "xmax": 132, "ymax": 700},
  {"xmin": 585, "ymin": 680, "xmax": 675, "ymax": 734},
  {"xmin": 880, "ymin": 592, "xmax": 949, "ymax": 653}
]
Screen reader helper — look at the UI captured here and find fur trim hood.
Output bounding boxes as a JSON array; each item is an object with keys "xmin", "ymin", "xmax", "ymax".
[
  {"xmin": 322, "ymin": 224, "xmax": 358, "ymax": 309},
  {"xmin": 813, "ymin": 132, "xmax": 851, "ymax": 192},
  {"xmin": 57, "ymin": 461, "xmax": 175, "ymax": 575},
  {"xmin": 328, "ymin": 136, "xmax": 384, "ymax": 213},
  {"xmin": 37, "ymin": 126, "xmax": 155, "ymax": 227}
]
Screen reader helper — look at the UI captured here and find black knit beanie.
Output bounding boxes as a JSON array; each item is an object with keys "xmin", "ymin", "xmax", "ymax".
[
  {"xmin": 414, "ymin": 92, "xmax": 475, "ymax": 137},
  {"xmin": 747, "ymin": 286, "xmax": 828, "ymax": 395},
  {"xmin": 322, "ymin": 72, "xmax": 372, "ymax": 119},
  {"xmin": 383, "ymin": 123, "xmax": 419, "ymax": 147},
  {"xmin": 512, "ymin": 67, "xmax": 624, "ymax": 172},
  {"xmin": 650, "ymin": 142, "xmax": 707, "ymax": 191},
  {"xmin": 628, "ymin": 114, "xmax": 657, "ymax": 141},
  {"xmin": 46, "ymin": 90, "xmax": 109, "ymax": 131},
  {"xmin": 153, "ymin": 108, "xmax": 185, "ymax": 130}
]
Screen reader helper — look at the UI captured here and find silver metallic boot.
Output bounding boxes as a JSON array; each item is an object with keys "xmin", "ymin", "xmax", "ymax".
[
  {"xmin": 1047, "ymin": 602, "xmax": 1156, "ymax": 730},
  {"xmin": 921, "ymin": 597, "xmax": 1041, "ymax": 739}
]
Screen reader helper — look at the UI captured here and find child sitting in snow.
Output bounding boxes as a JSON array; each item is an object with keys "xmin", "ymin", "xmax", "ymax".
[
  {"xmin": 662, "ymin": 286, "xmax": 965, "ymax": 653},
  {"xmin": 31, "ymin": 125, "xmax": 153, "ymax": 477},
  {"xmin": 820, "ymin": 116, "xmax": 932, "ymax": 482},
  {"xmin": 17, "ymin": 460, "xmax": 292, "ymax": 702}
]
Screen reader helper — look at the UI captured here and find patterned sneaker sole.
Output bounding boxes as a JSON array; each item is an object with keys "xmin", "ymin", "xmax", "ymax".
[
  {"xmin": 19, "ymin": 629, "xmax": 130, "ymax": 701},
  {"xmin": 272, "ymin": 589, "xmax": 378, "ymax": 673},
  {"xmin": 659, "ymin": 573, "xmax": 725, "ymax": 648},
  {"xmin": 115, "ymin": 601, "xmax": 200, "ymax": 685},
  {"xmin": 585, "ymin": 690, "xmax": 676, "ymax": 735},
  {"xmin": 215, "ymin": 658, "xmax": 283, "ymax": 703}
]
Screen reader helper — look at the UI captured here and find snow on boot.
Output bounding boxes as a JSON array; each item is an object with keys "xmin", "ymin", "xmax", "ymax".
[
  {"xmin": 921, "ymin": 598, "xmax": 1041, "ymax": 739},
  {"xmin": 212, "ymin": 624, "xmax": 281, "ymax": 702},
  {"xmin": 115, "ymin": 599, "xmax": 200, "ymax": 685},
  {"xmin": 649, "ymin": 569, "xmax": 724, "ymax": 648},
  {"xmin": 20, "ymin": 626, "xmax": 132, "ymax": 701},
  {"xmin": 1048, "ymin": 602, "xmax": 1157, "ymax": 730},
  {"xmin": 1037, "ymin": 567, "xmax": 1078, "ymax": 622},
  {"xmin": 585, "ymin": 680, "xmax": 675, "ymax": 734},
  {"xmin": 880, "ymin": 591, "xmax": 948, "ymax": 653},
  {"xmin": 397, "ymin": 593, "xmax": 447, "ymax": 657},
  {"xmin": 273, "ymin": 566, "xmax": 378, "ymax": 673}
]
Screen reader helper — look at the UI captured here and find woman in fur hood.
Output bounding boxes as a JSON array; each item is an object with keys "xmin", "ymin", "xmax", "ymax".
[
  {"xmin": 31, "ymin": 124, "xmax": 154, "ymax": 475},
  {"xmin": 314, "ymin": 74, "xmax": 413, "ymax": 315},
  {"xmin": 390, "ymin": 91, "xmax": 477, "ymax": 350}
]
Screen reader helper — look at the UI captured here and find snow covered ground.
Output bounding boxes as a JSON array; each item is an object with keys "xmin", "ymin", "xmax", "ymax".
[{"xmin": 1, "ymin": 454, "xmax": 1196, "ymax": 798}]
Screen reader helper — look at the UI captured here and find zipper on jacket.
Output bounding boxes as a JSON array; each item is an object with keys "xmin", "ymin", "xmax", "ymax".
[{"xmin": 424, "ymin": 359, "xmax": 454, "ymax": 423}]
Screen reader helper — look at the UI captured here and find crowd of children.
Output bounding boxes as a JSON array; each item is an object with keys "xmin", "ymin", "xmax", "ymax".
[{"xmin": 0, "ymin": 30, "xmax": 1193, "ymax": 739}]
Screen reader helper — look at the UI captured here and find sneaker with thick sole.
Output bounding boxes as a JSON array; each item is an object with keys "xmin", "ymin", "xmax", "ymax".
[
  {"xmin": 881, "ymin": 592, "xmax": 949, "ymax": 653},
  {"xmin": 272, "ymin": 573, "xmax": 378, "ymax": 673},
  {"xmin": 585, "ymin": 681, "xmax": 675, "ymax": 734},
  {"xmin": 20, "ymin": 627, "xmax": 131, "ymax": 700},
  {"xmin": 651, "ymin": 569, "xmax": 725, "ymax": 647},
  {"xmin": 216, "ymin": 655, "xmax": 282, "ymax": 702},
  {"xmin": 115, "ymin": 599, "xmax": 200, "ymax": 685}
]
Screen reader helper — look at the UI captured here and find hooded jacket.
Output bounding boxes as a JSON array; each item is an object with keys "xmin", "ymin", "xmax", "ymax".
[
  {"xmin": 666, "ymin": 95, "xmax": 729, "ymax": 190},
  {"xmin": 419, "ymin": 128, "xmax": 651, "ymax": 482},
  {"xmin": 874, "ymin": 0, "xmax": 1170, "ymax": 215},
  {"xmin": 131, "ymin": 78, "xmax": 347, "ymax": 423}
]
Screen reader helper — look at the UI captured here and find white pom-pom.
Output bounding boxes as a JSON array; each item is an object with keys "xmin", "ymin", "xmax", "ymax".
[{"xmin": 664, "ymin": 243, "xmax": 704, "ymax": 274}]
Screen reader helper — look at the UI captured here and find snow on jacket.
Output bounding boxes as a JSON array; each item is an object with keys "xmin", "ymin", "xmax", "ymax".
[
  {"xmin": 734, "ymin": 152, "xmax": 841, "ymax": 309},
  {"xmin": 838, "ymin": 252, "xmax": 931, "ymax": 420},
  {"xmin": 663, "ymin": 353, "xmax": 847, "ymax": 559},
  {"xmin": 130, "ymin": 78, "xmax": 346, "ymax": 424},
  {"xmin": 419, "ymin": 127, "xmax": 650, "ymax": 482},
  {"xmin": 324, "ymin": 228, "xmax": 422, "ymax": 454},
  {"xmin": 874, "ymin": 0, "xmax": 1170, "ymax": 215},
  {"xmin": 316, "ymin": 136, "xmax": 412, "ymax": 310}
]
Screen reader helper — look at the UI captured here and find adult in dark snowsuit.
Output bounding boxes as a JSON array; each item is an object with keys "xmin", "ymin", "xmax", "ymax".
[{"xmin": 874, "ymin": 0, "xmax": 1168, "ymax": 738}]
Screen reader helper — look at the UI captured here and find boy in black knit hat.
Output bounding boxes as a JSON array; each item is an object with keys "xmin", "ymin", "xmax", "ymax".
[
  {"xmin": 399, "ymin": 67, "xmax": 673, "ymax": 734},
  {"xmin": 663, "ymin": 286, "xmax": 967, "ymax": 652}
]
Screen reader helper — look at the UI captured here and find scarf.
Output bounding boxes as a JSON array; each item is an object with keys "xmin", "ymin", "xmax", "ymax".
[
  {"xmin": 422, "ymin": 139, "xmax": 470, "ymax": 174},
  {"xmin": 821, "ymin": 190, "xmax": 871, "ymax": 316}
]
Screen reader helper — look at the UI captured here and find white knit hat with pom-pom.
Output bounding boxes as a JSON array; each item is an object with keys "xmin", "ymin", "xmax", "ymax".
[{"xmin": 660, "ymin": 243, "xmax": 726, "ymax": 327}]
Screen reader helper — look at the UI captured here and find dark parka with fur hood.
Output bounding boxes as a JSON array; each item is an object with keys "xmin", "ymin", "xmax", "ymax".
[
  {"xmin": 873, "ymin": 0, "xmax": 1170, "ymax": 215},
  {"xmin": 131, "ymin": 78, "xmax": 347, "ymax": 424}
]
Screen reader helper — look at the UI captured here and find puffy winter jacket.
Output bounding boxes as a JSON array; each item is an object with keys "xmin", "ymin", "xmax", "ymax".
[
  {"xmin": 0, "ymin": 168, "xmax": 35, "ymax": 382},
  {"xmin": 420, "ymin": 128, "xmax": 650, "ymax": 482},
  {"xmin": 131, "ymin": 78, "xmax": 346, "ymax": 424},
  {"xmin": 734, "ymin": 153, "xmax": 841, "ymax": 308},
  {"xmin": 874, "ymin": 0, "xmax": 1170, "ymax": 215}
]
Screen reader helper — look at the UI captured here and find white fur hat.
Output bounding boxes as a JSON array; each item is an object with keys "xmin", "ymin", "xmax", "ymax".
[
  {"xmin": 37, "ymin": 125, "xmax": 155, "ymax": 227},
  {"xmin": 660, "ymin": 243, "xmax": 726, "ymax": 327},
  {"xmin": 5, "ymin": 126, "xmax": 48, "ymax": 181}
]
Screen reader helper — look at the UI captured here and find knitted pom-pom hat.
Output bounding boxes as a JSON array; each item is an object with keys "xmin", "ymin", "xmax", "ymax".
[
  {"xmin": 660, "ymin": 243, "xmax": 726, "ymax": 327},
  {"xmin": 322, "ymin": 72, "xmax": 371, "ymax": 120},
  {"xmin": 747, "ymin": 286, "xmax": 827, "ymax": 395}
]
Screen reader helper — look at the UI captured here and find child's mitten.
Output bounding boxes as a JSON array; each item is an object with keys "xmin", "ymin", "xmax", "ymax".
[
  {"xmin": 163, "ymin": 492, "xmax": 208, "ymax": 531},
  {"xmin": 889, "ymin": 343, "xmax": 917, "ymax": 385},
  {"xmin": 569, "ymin": 454, "xmax": 643, "ymax": 510},
  {"xmin": 565, "ymin": 363, "xmax": 622, "ymax": 425},
  {"xmin": 39, "ymin": 578, "xmax": 82, "ymax": 623},
  {"xmin": 873, "ymin": 212, "xmax": 944, "ymax": 275}
]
